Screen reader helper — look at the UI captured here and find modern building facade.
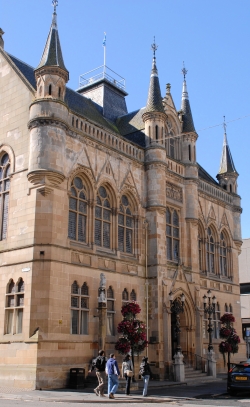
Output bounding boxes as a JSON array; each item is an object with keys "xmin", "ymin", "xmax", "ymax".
[{"xmin": 0, "ymin": 5, "xmax": 245, "ymax": 389}]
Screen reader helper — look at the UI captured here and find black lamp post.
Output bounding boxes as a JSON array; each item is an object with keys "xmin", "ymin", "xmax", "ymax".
[
  {"xmin": 203, "ymin": 290, "xmax": 216, "ymax": 352},
  {"xmin": 169, "ymin": 291, "xmax": 185, "ymax": 354}
]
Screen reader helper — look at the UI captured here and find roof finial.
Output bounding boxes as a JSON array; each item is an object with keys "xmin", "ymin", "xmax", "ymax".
[
  {"xmin": 181, "ymin": 61, "xmax": 188, "ymax": 80},
  {"xmin": 223, "ymin": 115, "xmax": 227, "ymax": 134},
  {"xmin": 52, "ymin": 0, "xmax": 58, "ymax": 13},
  {"xmin": 151, "ymin": 36, "xmax": 158, "ymax": 57}
]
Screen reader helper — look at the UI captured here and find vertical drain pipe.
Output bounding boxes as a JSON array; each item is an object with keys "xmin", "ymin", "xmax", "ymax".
[{"xmin": 144, "ymin": 220, "xmax": 149, "ymax": 357}]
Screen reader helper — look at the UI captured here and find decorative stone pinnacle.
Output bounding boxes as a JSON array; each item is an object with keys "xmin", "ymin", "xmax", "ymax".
[
  {"xmin": 151, "ymin": 36, "xmax": 158, "ymax": 57},
  {"xmin": 181, "ymin": 61, "xmax": 188, "ymax": 80},
  {"xmin": 52, "ymin": 0, "xmax": 58, "ymax": 13}
]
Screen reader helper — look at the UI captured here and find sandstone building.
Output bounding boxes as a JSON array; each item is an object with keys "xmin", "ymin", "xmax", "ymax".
[{"xmin": 0, "ymin": 5, "xmax": 244, "ymax": 388}]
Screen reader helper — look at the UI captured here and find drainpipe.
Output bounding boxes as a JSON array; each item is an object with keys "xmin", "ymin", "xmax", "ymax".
[{"xmin": 144, "ymin": 220, "xmax": 149, "ymax": 357}]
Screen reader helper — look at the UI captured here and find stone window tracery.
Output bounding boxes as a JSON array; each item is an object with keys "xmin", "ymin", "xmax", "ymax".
[
  {"xmin": 68, "ymin": 176, "xmax": 88, "ymax": 243},
  {"xmin": 118, "ymin": 195, "xmax": 134, "ymax": 254},
  {"xmin": 206, "ymin": 227, "xmax": 215, "ymax": 274},
  {"xmin": 219, "ymin": 231, "xmax": 228, "ymax": 276},
  {"xmin": 70, "ymin": 281, "xmax": 89, "ymax": 335},
  {"xmin": 166, "ymin": 207, "xmax": 180, "ymax": 262},
  {"xmin": 95, "ymin": 186, "xmax": 112, "ymax": 248},
  {"xmin": 5, "ymin": 278, "xmax": 24, "ymax": 335},
  {"xmin": 0, "ymin": 153, "xmax": 10, "ymax": 240},
  {"xmin": 107, "ymin": 286, "xmax": 115, "ymax": 336}
]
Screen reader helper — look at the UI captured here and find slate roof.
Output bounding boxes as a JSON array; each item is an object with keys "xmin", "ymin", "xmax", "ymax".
[
  {"xmin": 181, "ymin": 80, "xmax": 195, "ymax": 133},
  {"xmin": 218, "ymin": 133, "xmax": 237, "ymax": 174},
  {"xmin": 198, "ymin": 163, "xmax": 219, "ymax": 186},
  {"xmin": 145, "ymin": 57, "xmax": 165, "ymax": 114},
  {"xmin": 36, "ymin": 12, "xmax": 68, "ymax": 73},
  {"xmin": 116, "ymin": 108, "xmax": 146, "ymax": 147},
  {"xmin": 7, "ymin": 53, "xmax": 119, "ymax": 134}
]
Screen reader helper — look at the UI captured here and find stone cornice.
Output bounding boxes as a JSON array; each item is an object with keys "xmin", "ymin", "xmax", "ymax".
[{"xmin": 28, "ymin": 117, "xmax": 68, "ymax": 132}]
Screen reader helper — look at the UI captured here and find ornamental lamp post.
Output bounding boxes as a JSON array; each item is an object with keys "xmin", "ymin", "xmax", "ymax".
[
  {"xmin": 169, "ymin": 291, "xmax": 185, "ymax": 354},
  {"xmin": 203, "ymin": 289, "xmax": 216, "ymax": 352}
]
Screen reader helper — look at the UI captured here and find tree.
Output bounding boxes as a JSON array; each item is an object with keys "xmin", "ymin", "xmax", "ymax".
[
  {"xmin": 115, "ymin": 301, "xmax": 148, "ymax": 371},
  {"xmin": 219, "ymin": 313, "xmax": 240, "ymax": 371}
]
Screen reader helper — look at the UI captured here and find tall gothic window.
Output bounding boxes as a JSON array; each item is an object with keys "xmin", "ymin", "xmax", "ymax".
[
  {"xmin": 0, "ymin": 153, "xmax": 10, "ymax": 240},
  {"xmin": 68, "ymin": 176, "xmax": 88, "ymax": 242},
  {"xmin": 118, "ymin": 195, "xmax": 134, "ymax": 254},
  {"xmin": 122, "ymin": 288, "xmax": 129, "ymax": 302},
  {"xmin": 206, "ymin": 227, "xmax": 215, "ymax": 274},
  {"xmin": 95, "ymin": 186, "xmax": 111, "ymax": 248},
  {"xmin": 5, "ymin": 278, "xmax": 24, "ymax": 335},
  {"xmin": 70, "ymin": 281, "xmax": 89, "ymax": 335},
  {"xmin": 130, "ymin": 289, "xmax": 136, "ymax": 301},
  {"xmin": 166, "ymin": 208, "xmax": 180, "ymax": 262},
  {"xmin": 203, "ymin": 302, "xmax": 221, "ymax": 340},
  {"xmin": 107, "ymin": 286, "xmax": 115, "ymax": 336},
  {"xmin": 219, "ymin": 231, "xmax": 228, "ymax": 276},
  {"xmin": 169, "ymin": 135, "xmax": 175, "ymax": 159}
]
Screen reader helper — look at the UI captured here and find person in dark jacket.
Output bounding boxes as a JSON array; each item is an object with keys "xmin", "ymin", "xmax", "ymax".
[
  {"xmin": 105, "ymin": 353, "xmax": 120, "ymax": 399},
  {"xmin": 92, "ymin": 350, "xmax": 107, "ymax": 397},
  {"xmin": 139, "ymin": 356, "xmax": 152, "ymax": 397}
]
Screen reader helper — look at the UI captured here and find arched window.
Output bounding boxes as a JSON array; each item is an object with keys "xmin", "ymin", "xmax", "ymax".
[
  {"xmin": 118, "ymin": 195, "xmax": 134, "ymax": 254},
  {"xmin": 107, "ymin": 286, "xmax": 115, "ymax": 336},
  {"xmin": 206, "ymin": 227, "xmax": 215, "ymax": 274},
  {"xmin": 68, "ymin": 176, "xmax": 88, "ymax": 242},
  {"xmin": 198, "ymin": 224, "xmax": 205, "ymax": 272},
  {"xmin": 130, "ymin": 289, "xmax": 136, "ymax": 301},
  {"xmin": 5, "ymin": 278, "xmax": 24, "ymax": 334},
  {"xmin": 219, "ymin": 232, "xmax": 227, "ymax": 276},
  {"xmin": 166, "ymin": 208, "xmax": 179, "ymax": 262},
  {"xmin": 70, "ymin": 281, "xmax": 89, "ymax": 335},
  {"xmin": 95, "ymin": 186, "xmax": 111, "ymax": 248},
  {"xmin": 169, "ymin": 136, "xmax": 175, "ymax": 159},
  {"xmin": 49, "ymin": 84, "xmax": 52, "ymax": 95},
  {"xmin": 0, "ymin": 153, "xmax": 10, "ymax": 240},
  {"xmin": 229, "ymin": 304, "xmax": 233, "ymax": 313},
  {"xmin": 122, "ymin": 288, "xmax": 128, "ymax": 302},
  {"xmin": 225, "ymin": 303, "xmax": 228, "ymax": 313},
  {"xmin": 198, "ymin": 230, "xmax": 202, "ymax": 271}
]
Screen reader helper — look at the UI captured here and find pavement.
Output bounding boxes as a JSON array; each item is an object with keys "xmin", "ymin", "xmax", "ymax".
[{"xmin": 0, "ymin": 375, "xmax": 228, "ymax": 404}]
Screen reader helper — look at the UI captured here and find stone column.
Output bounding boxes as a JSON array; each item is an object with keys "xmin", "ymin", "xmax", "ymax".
[
  {"xmin": 98, "ymin": 301, "xmax": 107, "ymax": 351},
  {"xmin": 173, "ymin": 352, "xmax": 185, "ymax": 382},
  {"xmin": 207, "ymin": 350, "xmax": 217, "ymax": 378}
]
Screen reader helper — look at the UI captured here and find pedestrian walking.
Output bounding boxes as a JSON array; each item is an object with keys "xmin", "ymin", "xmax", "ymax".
[
  {"xmin": 121, "ymin": 354, "xmax": 133, "ymax": 395},
  {"xmin": 139, "ymin": 356, "xmax": 153, "ymax": 397},
  {"xmin": 91, "ymin": 350, "xmax": 107, "ymax": 397},
  {"xmin": 106, "ymin": 353, "xmax": 120, "ymax": 399}
]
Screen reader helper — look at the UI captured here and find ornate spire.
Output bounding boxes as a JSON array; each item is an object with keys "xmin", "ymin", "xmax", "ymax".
[
  {"xmin": 145, "ymin": 37, "xmax": 165, "ymax": 113},
  {"xmin": 36, "ymin": 0, "xmax": 68, "ymax": 76},
  {"xmin": 181, "ymin": 62, "xmax": 195, "ymax": 132},
  {"xmin": 0, "ymin": 28, "xmax": 4, "ymax": 49},
  {"xmin": 218, "ymin": 117, "xmax": 237, "ymax": 174}
]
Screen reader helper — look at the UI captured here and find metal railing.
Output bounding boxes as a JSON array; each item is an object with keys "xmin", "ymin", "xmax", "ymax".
[
  {"xmin": 79, "ymin": 65, "xmax": 126, "ymax": 91},
  {"xmin": 182, "ymin": 351, "xmax": 210, "ymax": 373}
]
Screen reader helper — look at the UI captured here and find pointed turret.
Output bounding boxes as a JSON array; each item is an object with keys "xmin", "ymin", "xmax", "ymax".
[
  {"xmin": 0, "ymin": 28, "xmax": 4, "ymax": 49},
  {"xmin": 145, "ymin": 49, "xmax": 165, "ymax": 114},
  {"xmin": 216, "ymin": 118, "xmax": 238, "ymax": 193},
  {"xmin": 180, "ymin": 64, "xmax": 198, "ymax": 164},
  {"xmin": 181, "ymin": 66, "xmax": 195, "ymax": 133},
  {"xmin": 142, "ymin": 38, "xmax": 166, "ymax": 146},
  {"xmin": 34, "ymin": 1, "xmax": 68, "ymax": 100}
]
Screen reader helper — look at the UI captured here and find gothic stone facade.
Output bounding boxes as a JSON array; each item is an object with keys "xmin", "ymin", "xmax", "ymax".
[{"xmin": 0, "ymin": 16, "xmax": 244, "ymax": 389}]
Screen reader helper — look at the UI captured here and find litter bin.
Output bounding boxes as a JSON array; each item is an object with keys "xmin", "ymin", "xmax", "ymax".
[{"xmin": 69, "ymin": 367, "xmax": 85, "ymax": 389}]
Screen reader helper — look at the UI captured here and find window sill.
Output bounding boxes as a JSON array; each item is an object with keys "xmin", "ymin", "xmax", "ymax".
[{"xmin": 200, "ymin": 271, "xmax": 232, "ymax": 282}]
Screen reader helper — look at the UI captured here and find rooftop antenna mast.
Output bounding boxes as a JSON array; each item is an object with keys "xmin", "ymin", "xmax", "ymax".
[{"xmin": 103, "ymin": 32, "xmax": 106, "ymax": 74}]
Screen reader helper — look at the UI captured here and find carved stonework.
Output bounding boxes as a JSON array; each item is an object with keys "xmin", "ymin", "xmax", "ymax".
[
  {"xmin": 166, "ymin": 181, "xmax": 183, "ymax": 202},
  {"xmin": 28, "ymin": 170, "xmax": 65, "ymax": 195},
  {"xmin": 71, "ymin": 252, "xmax": 91, "ymax": 266}
]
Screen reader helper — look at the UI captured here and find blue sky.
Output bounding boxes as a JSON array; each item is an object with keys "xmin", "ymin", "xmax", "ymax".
[{"xmin": 1, "ymin": 0, "xmax": 250, "ymax": 238}]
